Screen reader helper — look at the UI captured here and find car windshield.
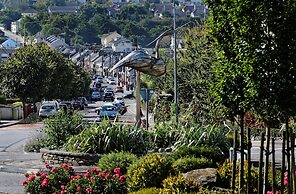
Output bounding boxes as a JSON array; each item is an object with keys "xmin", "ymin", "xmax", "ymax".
[
  {"xmin": 93, "ymin": 92, "xmax": 99, "ymax": 95},
  {"xmin": 102, "ymin": 106, "xmax": 116, "ymax": 111},
  {"xmin": 42, "ymin": 105, "xmax": 54, "ymax": 110},
  {"xmin": 116, "ymin": 97, "xmax": 123, "ymax": 100}
]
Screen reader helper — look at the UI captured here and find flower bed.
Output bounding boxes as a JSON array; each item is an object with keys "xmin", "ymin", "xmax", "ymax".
[
  {"xmin": 40, "ymin": 148, "xmax": 101, "ymax": 166},
  {"xmin": 23, "ymin": 163, "xmax": 127, "ymax": 194}
]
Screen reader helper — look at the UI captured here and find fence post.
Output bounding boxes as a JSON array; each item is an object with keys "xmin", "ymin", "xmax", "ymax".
[
  {"xmin": 281, "ymin": 130, "xmax": 286, "ymax": 194},
  {"xmin": 232, "ymin": 129, "xmax": 238, "ymax": 193}
]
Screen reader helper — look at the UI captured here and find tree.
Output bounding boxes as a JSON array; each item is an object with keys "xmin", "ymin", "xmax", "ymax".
[{"xmin": 0, "ymin": 43, "xmax": 77, "ymax": 114}]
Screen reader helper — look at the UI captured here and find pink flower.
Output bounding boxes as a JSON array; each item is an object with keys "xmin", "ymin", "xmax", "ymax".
[
  {"xmin": 98, "ymin": 172, "xmax": 105, "ymax": 179},
  {"xmin": 92, "ymin": 167, "xmax": 99, "ymax": 173},
  {"xmin": 84, "ymin": 172, "xmax": 89, "ymax": 178},
  {"xmin": 22, "ymin": 180, "xmax": 27, "ymax": 186},
  {"xmin": 114, "ymin": 168, "xmax": 121, "ymax": 175},
  {"xmin": 105, "ymin": 172, "xmax": 110, "ymax": 180},
  {"xmin": 28, "ymin": 175, "xmax": 35, "ymax": 182},
  {"xmin": 77, "ymin": 186, "xmax": 81, "ymax": 191},
  {"xmin": 41, "ymin": 178, "xmax": 49, "ymax": 187},
  {"xmin": 62, "ymin": 164, "xmax": 68, "ymax": 169},
  {"xmin": 35, "ymin": 171, "xmax": 41, "ymax": 176},
  {"xmin": 90, "ymin": 177, "xmax": 95, "ymax": 182},
  {"xmin": 119, "ymin": 175, "xmax": 126, "ymax": 183},
  {"xmin": 86, "ymin": 188, "xmax": 93, "ymax": 193},
  {"xmin": 276, "ymin": 191, "xmax": 279, "ymax": 194},
  {"xmin": 267, "ymin": 192, "xmax": 272, "ymax": 194},
  {"xmin": 41, "ymin": 173, "xmax": 47, "ymax": 179},
  {"xmin": 45, "ymin": 163, "xmax": 50, "ymax": 168},
  {"xmin": 51, "ymin": 167, "xmax": 57, "ymax": 173},
  {"xmin": 113, "ymin": 174, "xmax": 119, "ymax": 178},
  {"xmin": 284, "ymin": 176, "xmax": 289, "ymax": 186},
  {"xmin": 61, "ymin": 191, "xmax": 66, "ymax": 194}
]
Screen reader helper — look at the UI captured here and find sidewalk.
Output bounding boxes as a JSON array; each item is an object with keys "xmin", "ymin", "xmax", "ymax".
[{"xmin": 0, "ymin": 120, "xmax": 22, "ymax": 128}]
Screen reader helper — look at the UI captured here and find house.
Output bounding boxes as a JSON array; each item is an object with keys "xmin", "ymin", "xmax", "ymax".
[
  {"xmin": 21, "ymin": 8, "xmax": 38, "ymax": 17},
  {"xmin": 48, "ymin": 6, "xmax": 80, "ymax": 14},
  {"xmin": 11, "ymin": 19, "xmax": 21, "ymax": 34},
  {"xmin": 33, "ymin": 32, "xmax": 46, "ymax": 44},
  {"xmin": 111, "ymin": 37, "xmax": 133, "ymax": 53},
  {"xmin": 182, "ymin": 5, "xmax": 195, "ymax": 16},
  {"xmin": 45, "ymin": 35, "xmax": 72, "ymax": 55},
  {"xmin": 101, "ymin": 32, "xmax": 122, "ymax": 47},
  {"xmin": 1, "ymin": 39, "xmax": 20, "ymax": 49},
  {"xmin": 190, "ymin": 3, "xmax": 208, "ymax": 18},
  {"xmin": 153, "ymin": 3, "xmax": 185, "ymax": 18}
]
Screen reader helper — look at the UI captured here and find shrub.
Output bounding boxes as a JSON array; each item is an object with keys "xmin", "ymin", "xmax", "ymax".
[
  {"xmin": 127, "ymin": 153, "xmax": 173, "ymax": 191},
  {"xmin": 0, "ymin": 95, "xmax": 6, "ymax": 104},
  {"xmin": 161, "ymin": 175, "xmax": 200, "ymax": 194},
  {"xmin": 129, "ymin": 187, "xmax": 161, "ymax": 194},
  {"xmin": 22, "ymin": 163, "xmax": 74, "ymax": 194},
  {"xmin": 22, "ymin": 113, "xmax": 43, "ymax": 124},
  {"xmin": 171, "ymin": 145, "xmax": 225, "ymax": 165},
  {"xmin": 65, "ymin": 120, "xmax": 149, "ymax": 154},
  {"xmin": 98, "ymin": 152, "xmax": 138, "ymax": 175},
  {"xmin": 24, "ymin": 130, "xmax": 48, "ymax": 152},
  {"xmin": 22, "ymin": 163, "xmax": 127, "ymax": 194},
  {"xmin": 43, "ymin": 111, "xmax": 84, "ymax": 149},
  {"xmin": 66, "ymin": 167, "xmax": 127, "ymax": 194},
  {"xmin": 172, "ymin": 157, "xmax": 212, "ymax": 173},
  {"xmin": 216, "ymin": 160, "xmax": 260, "ymax": 193}
]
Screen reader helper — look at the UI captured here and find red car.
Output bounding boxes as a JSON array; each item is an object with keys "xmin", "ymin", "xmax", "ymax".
[{"xmin": 114, "ymin": 86, "xmax": 124, "ymax": 93}]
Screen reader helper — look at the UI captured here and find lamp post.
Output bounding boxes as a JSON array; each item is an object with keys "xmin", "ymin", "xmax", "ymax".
[{"xmin": 173, "ymin": 0, "xmax": 178, "ymax": 125}]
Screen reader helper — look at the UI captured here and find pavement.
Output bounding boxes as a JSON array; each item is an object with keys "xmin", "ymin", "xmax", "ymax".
[{"xmin": 0, "ymin": 120, "xmax": 23, "ymax": 129}]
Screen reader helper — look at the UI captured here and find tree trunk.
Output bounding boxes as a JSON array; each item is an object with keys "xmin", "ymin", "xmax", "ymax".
[
  {"xmin": 281, "ymin": 130, "xmax": 286, "ymax": 194},
  {"xmin": 286, "ymin": 119, "xmax": 291, "ymax": 194},
  {"xmin": 232, "ymin": 128, "xmax": 238, "ymax": 193},
  {"xmin": 239, "ymin": 112, "xmax": 245, "ymax": 193},
  {"xmin": 247, "ymin": 128, "xmax": 251, "ymax": 194},
  {"xmin": 258, "ymin": 132, "xmax": 265, "ymax": 194},
  {"xmin": 263, "ymin": 123, "xmax": 271, "ymax": 194},
  {"xmin": 272, "ymin": 136, "xmax": 275, "ymax": 194}
]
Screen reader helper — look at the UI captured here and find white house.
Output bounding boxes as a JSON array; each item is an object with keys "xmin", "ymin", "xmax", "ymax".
[
  {"xmin": 101, "ymin": 32, "xmax": 122, "ymax": 47},
  {"xmin": 111, "ymin": 37, "xmax": 133, "ymax": 53},
  {"xmin": 11, "ymin": 19, "xmax": 21, "ymax": 34}
]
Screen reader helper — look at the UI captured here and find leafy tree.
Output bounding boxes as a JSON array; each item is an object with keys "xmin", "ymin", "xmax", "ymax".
[{"xmin": 0, "ymin": 43, "xmax": 77, "ymax": 113}]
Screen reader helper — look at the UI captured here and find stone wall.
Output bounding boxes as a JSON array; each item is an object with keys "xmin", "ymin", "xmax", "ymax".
[{"xmin": 40, "ymin": 149, "xmax": 101, "ymax": 166}]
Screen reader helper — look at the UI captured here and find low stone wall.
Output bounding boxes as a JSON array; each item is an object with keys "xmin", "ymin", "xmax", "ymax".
[{"xmin": 40, "ymin": 149, "xmax": 101, "ymax": 166}]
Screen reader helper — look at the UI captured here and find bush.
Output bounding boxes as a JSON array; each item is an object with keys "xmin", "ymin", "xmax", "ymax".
[
  {"xmin": 24, "ymin": 130, "xmax": 48, "ymax": 152},
  {"xmin": 171, "ymin": 145, "xmax": 225, "ymax": 165},
  {"xmin": 65, "ymin": 120, "xmax": 150, "ymax": 154},
  {"xmin": 129, "ymin": 188, "xmax": 161, "ymax": 194},
  {"xmin": 98, "ymin": 152, "xmax": 138, "ymax": 175},
  {"xmin": 172, "ymin": 157, "xmax": 212, "ymax": 173},
  {"xmin": 0, "ymin": 95, "xmax": 6, "ymax": 104},
  {"xmin": 22, "ymin": 163, "xmax": 74, "ymax": 194},
  {"xmin": 23, "ymin": 163, "xmax": 127, "ymax": 194},
  {"xmin": 22, "ymin": 113, "xmax": 43, "ymax": 124},
  {"xmin": 162, "ymin": 175, "xmax": 200, "ymax": 194},
  {"xmin": 43, "ymin": 111, "xmax": 84, "ymax": 149},
  {"xmin": 127, "ymin": 153, "xmax": 173, "ymax": 191}
]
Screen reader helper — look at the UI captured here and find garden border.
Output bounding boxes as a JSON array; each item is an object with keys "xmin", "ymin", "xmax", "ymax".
[{"xmin": 40, "ymin": 148, "xmax": 101, "ymax": 166}]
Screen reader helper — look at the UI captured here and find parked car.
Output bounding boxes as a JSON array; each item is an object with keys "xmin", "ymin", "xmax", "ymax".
[
  {"xmin": 97, "ymin": 103, "xmax": 118, "ymax": 120},
  {"xmin": 96, "ymin": 76, "xmax": 104, "ymax": 83},
  {"xmin": 59, "ymin": 103, "xmax": 68, "ymax": 111},
  {"xmin": 122, "ymin": 92, "xmax": 135, "ymax": 99},
  {"xmin": 78, "ymin": 97, "xmax": 88, "ymax": 106},
  {"xmin": 108, "ymin": 78, "xmax": 116, "ymax": 85},
  {"xmin": 114, "ymin": 86, "xmax": 124, "ymax": 93},
  {"xmin": 113, "ymin": 102, "xmax": 127, "ymax": 115},
  {"xmin": 38, "ymin": 104, "xmax": 59, "ymax": 118},
  {"xmin": 104, "ymin": 87, "xmax": 114, "ymax": 94},
  {"xmin": 103, "ymin": 92, "xmax": 115, "ymax": 102},
  {"xmin": 113, "ymin": 96, "xmax": 125, "ymax": 106},
  {"xmin": 72, "ymin": 100, "xmax": 84, "ymax": 110},
  {"xmin": 91, "ymin": 91, "xmax": 101, "ymax": 101}
]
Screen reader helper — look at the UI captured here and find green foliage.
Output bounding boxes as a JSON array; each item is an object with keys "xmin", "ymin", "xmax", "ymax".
[
  {"xmin": 173, "ymin": 125, "xmax": 231, "ymax": 156},
  {"xmin": 127, "ymin": 154, "xmax": 173, "ymax": 191},
  {"xmin": 148, "ymin": 122, "xmax": 180, "ymax": 150},
  {"xmin": 65, "ymin": 120, "xmax": 149, "ymax": 154},
  {"xmin": 129, "ymin": 188, "xmax": 161, "ymax": 194},
  {"xmin": 0, "ymin": 95, "xmax": 6, "ymax": 104},
  {"xmin": 172, "ymin": 157, "xmax": 212, "ymax": 173},
  {"xmin": 43, "ymin": 111, "xmax": 84, "ymax": 149},
  {"xmin": 161, "ymin": 175, "xmax": 200, "ymax": 194},
  {"xmin": 0, "ymin": 43, "xmax": 77, "ymax": 102},
  {"xmin": 24, "ymin": 130, "xmax": 48, "ymax": 153},
  {"xmin": 98, "ymin": 152, "xmax": 138, "ymax": 175},
  {"xmin": 23, "ymin": 164, "xmax": 127, "ymax": 194},
  {"xmin": 171, "ymin": 145, "xmax": 225, "ymax": 165},
  {"xmin": 21, "ymin": 113, "xmax": 43, "ymax": 124}
]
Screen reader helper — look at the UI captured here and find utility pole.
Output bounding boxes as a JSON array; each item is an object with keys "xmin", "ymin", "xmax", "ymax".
[{"xmin": 173, "ymin": 0, "xmax": 178, "ymax": 125}]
